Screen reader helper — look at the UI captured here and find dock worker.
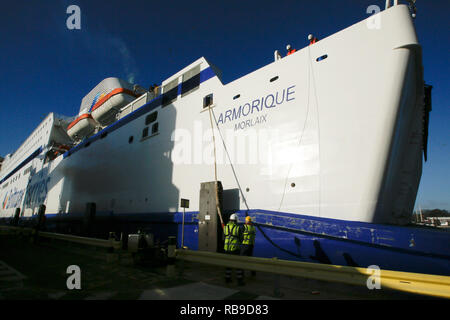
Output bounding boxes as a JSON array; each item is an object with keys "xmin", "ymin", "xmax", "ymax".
[
  {"xmin": 286, "ymin": 44, "xmax": 296, "ymax": 56},
  {"xmin": 240, "ymin": 216, "xmax": 256, "ymax": 276},
  {"xmin": 223, "ymin": 213, "xmax": 244, "ymax": 285},
  {"xmin": 152, "ymin": 83, "xmax": 159, "ymax": 96}
]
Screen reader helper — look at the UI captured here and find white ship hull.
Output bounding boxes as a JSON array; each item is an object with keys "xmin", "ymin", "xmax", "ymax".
[
  {"xmin": 3, "ymin": 5, "xmax": 449, "ymax": 276},
  {"xmin": 1, "ymin": 5, "xmax": 425, "ymax": 225}
]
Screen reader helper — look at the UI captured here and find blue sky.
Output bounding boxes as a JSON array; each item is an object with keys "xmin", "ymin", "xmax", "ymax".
[{"xmin": 0, "ymin": 0, "xmax": 448, "ymax": 210}]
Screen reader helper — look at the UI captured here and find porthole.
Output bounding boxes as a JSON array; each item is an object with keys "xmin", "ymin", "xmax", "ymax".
[
  {"xmin": 270, "ymin": 76, "xmax": 279, "ymax": 82},
  {"xmin": 128, "ymin": 136, "xmax": 134, "ymax": 144},
  {"xmin": 316, "ymin": 54, "xmax": 328, "ymax": 62}
]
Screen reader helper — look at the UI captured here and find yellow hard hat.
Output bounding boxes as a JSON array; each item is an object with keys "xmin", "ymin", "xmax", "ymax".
[{"xmin": 245, "ymin": 216, "xmax": 252, "ymax": 222}]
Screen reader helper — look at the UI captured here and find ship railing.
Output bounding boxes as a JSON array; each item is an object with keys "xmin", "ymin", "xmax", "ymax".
[
  {"xmin": 171, "ymin": 247, "xmax": 450, "ymax": 299},
  {"xmin": 385, "ymin": 0, "xmax": 399, "ymax": 9},
  {"xmin": 386, "ymin": 0, "xmax": 417, "ymax": 11},
  {"xmin": 117, "ymin": 92, "xmax": 154, "ymax": 120},
  {"xmin": 274, "ymin": 50, "xmax": 282, "ymax": 62}
]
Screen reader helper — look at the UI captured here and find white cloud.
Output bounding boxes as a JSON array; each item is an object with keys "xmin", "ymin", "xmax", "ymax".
[{"xmin": 107, "ymin": 37, "xmax": 138, "ymax": 83}]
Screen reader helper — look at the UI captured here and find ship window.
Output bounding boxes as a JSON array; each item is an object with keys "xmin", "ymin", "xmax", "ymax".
[
  {"xmin": 145, "ymin": 112, "xmax": 158, "ymax": 125},
  {"xmin": 233, "ymin": 94, "xmax": 240, "ymax": 100},
  {"xmin": 162, "ymin": 78, "xmax": 179, "ymax": 107},
  {"xmin": 316, "ymin": 54, "xmax": 328, "ymax": 62},
  {"xmin": 203, "ymin": 94, "xmax": 213, "ymax": 108},
  {"xmin": 181, "ymin": 65, "xmax": 201, "ymax": 97},
  {"xmin": 24, "ymin": 167, "xmax": 31, "ymax": 175},
  {"xmin": 142, "ymin": 127, "xmax": 149, "ymax": 138},
  {"xmin": 151, "ymin": 122, "xmax": 159, "ymax": 135},
  {"xmin": 129, "ymin": 136, "xmax": 134, "ymax": 144},
  {"xmin": 270, "ymin": 76, "xmax": 279, "ymax": 82}
]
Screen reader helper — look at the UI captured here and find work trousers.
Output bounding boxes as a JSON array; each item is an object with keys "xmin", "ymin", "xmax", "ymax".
[
  {"xmin": 225, "ymin": 250, "xmax": 243, "ymax": 282},
  {"xmin": 240, "ymin": 244, "xmax": 256, "ymax": 276},
  {"xmin": 240, "ymin": 244, "xmax": 254, "ymax": 256}
]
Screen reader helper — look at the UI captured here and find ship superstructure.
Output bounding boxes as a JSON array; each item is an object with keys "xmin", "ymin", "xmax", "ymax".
[{"xmin": 0, "ymin": 113, "xmax": 73, "ymax": 214}]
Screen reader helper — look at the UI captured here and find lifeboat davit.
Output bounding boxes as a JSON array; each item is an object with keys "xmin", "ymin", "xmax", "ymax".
[{"xmin": 67, "ymin": 113, "xmax": 97, "ymax": 140}]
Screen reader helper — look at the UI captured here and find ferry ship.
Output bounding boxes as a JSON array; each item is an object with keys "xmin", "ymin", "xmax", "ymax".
[{"xmin": 1, "ymin": 2, "xmax": 449, "ymax": 276}]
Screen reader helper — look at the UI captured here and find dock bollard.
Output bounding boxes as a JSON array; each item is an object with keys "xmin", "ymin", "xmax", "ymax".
[
  {"xmin": 12, "ymin": 208, "xmax": 20, "ymax": 227},
  {"xmin": 31, "ymin": 204, "xmax": 46, "ymax": 243},
  {"xmin": 108, "ymin": 232, "xmax": 116, "ymax": 252},
  {"xmin": 166, "ymin": 236, "xmax": 176, "ymax": 277},
  {"xmin": 37, "ymin": 204, "xmax": 46, "ymax": 231},
  {"xmin": 83, "ymin": 202, "xmax": 96, "ymax": 237},
  {"xmin": 106, "ymin": 232, "xmax": 119, "ymax": 263},
  {"xmin": 273, "ymin": 274, "xmax": 284, "ymax": 298}
]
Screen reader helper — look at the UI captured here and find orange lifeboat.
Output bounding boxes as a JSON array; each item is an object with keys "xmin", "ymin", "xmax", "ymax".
[
  {"xmin": 82, "ymin": 78, "xmax": 142, "ymax": 127},
  {"xmin": 67, "ymin": 113, "xmax": 97, "ymax": 140}
]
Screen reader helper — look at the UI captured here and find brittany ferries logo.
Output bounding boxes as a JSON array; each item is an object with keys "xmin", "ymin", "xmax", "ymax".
[
  {"xmin": 2, "ymin": 192, "xmax": 8, "ymax": 209},
  {"xmin": 2, "ymin": 189, "xmax": 25, "ymax": 210},
  {"xmin": 216, "ymin": 85, "xmax": 296, "ymax": 131},
  {"xmin": 89, "ymin": 92, "xmax": 106, "ymax": 111}
]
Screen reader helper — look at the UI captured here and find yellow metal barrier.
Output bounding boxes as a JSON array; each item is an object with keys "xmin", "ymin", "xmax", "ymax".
[
  {"xmin": 38, "ymin": 231, "xmax": 122, "ymax": 250},
  {"xmin": 175, "ymin": 249, "xmax": 450, "ymax": 299},
  {"xmin": 0, "ymin": 225, "xmax": 121, "ymax": 250},
  {"xmin": 0, "ymin": 225, "xmax": 28, "ymax": 235}
]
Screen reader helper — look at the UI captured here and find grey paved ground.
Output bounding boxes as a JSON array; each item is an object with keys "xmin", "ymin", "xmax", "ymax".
[{"xmin": 0, "ymin": 234, "xmax": 433, "ymax": 300}]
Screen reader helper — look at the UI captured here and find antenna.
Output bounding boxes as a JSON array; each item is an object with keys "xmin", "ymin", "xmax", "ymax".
[
  {"xmin": 386, "ymin": 1, "xmax": 417, "ymax": 18},
  {"xmin": 407, "ymin": 0, "xmax": 417, "ymax": 18}
]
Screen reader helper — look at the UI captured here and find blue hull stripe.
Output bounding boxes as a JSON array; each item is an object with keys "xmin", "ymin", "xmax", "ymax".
[
  {"xmin": 11, "ymin": 208, "xmax": 450, "ymax": 275},
  {"xmin": 38, "ymin": 208, "xmax": 450, "ymax": 259}
]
